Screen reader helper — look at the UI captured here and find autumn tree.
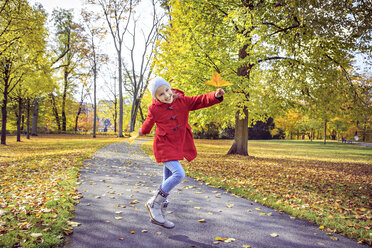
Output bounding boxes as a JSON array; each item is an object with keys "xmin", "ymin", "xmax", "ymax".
[
  {"xmin": 153, "ymin": 0, "xmax": 371, "ymax": 155},
  {"xmin": 81, "ymin": 9, "xmax": 107, "ymax": 137},
  {"xmin": 74, "ymin": 74, "xmax": 91, "ymax": 132},
  {"xmin": 88, "ymin": 0, "xmax": 138, "ymax": 137},
  {"xmin": 346, "ymin": 73, "xmax": 372, "ymax": 142},
  {"xmin": 101, "ymin": 71, "xmax": 119, "ymax": 132},
  {"xmin": 274, "ymin": 109, "xmax": 303, "ymax": 140},
  {"xmin": 0, "ymin": 0, "xmax": 48, "ymax": 144},
  {"xmin": 51, "ymin": 8, "xmax": 84, "ymax": 132},
  {"xmin": 123, "ymin": 0, "xmax": 163, "ymax": 132}
]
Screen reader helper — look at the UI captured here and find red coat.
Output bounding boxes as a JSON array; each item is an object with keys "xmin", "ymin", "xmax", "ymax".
[{"xmin": 141, "ymin": 89, "xmax": 223, "ymax": 163}]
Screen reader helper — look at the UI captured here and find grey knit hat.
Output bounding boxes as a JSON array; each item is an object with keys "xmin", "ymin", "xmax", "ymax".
[{"xmin": 148, "ymin": 77, "xmax": 171, "ymax": 99}]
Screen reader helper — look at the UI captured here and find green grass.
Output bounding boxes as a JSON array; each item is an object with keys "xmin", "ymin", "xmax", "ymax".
[
  {"xmin": 0, "ymin": 135, "xmax": 124, "ymax": 248},
  {"xmin": 142, "ymin": 139, "xmax": 372, "ymax": 245}
]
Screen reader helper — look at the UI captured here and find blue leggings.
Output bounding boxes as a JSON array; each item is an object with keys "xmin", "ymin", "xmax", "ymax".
[{"xmin": 160, "ymin": 160, "xmax": 185, "ymax": 194}]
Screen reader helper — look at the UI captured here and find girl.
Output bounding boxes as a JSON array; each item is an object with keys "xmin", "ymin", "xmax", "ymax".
[{"xmin": 139, "ymin": 77, "xmax": 225, "ymax": 228}]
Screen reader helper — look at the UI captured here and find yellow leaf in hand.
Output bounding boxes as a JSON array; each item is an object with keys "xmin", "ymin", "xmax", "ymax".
[{"xmin": 205, "ymin": 72, "xmax": 232, "ymax": 87}]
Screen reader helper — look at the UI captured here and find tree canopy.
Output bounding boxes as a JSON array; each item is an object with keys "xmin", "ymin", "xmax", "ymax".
[{"xmin": 153, "ymin": 0, "xmax": 371, "ymax": 154}]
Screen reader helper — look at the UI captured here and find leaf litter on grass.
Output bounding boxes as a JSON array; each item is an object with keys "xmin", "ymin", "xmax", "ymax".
[
  {"xmin": 174, "ymin": 140, "xmax": 372, "ymax": 245},
  {"xmin": 0, "ymin": 135, "xmax": 122, "ymax": 248}
]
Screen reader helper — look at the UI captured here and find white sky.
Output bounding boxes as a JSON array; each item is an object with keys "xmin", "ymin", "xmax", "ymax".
[{"xmin": 28, "ymin": 0, "xmax": 158, "ymax": 102}]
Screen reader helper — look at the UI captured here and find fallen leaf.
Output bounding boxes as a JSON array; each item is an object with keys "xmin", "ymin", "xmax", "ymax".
[
  {"xmin": 270, "ymin": 233, "xmax": 279, "ymax": 237},
  {"xmin": 141, "ymin": 230, "xmax": 148, "ymax": 233},
  {"xmin": 215, "ymin": 237, "xmax": 227, "ymax": 241},
  {"xmin": 130, "ymin": 200, "xmax": 139, "ymax": 204},
  {"xmin": 67, "ymin": 221, "xmax": 81, "ymax": 227},
  {"xmin": 0, "ymin": 210, "xmax": 8, "ymax": 217},
  {"xmin": 115, "ymin": 217, "xmax": 123, "ymax": 220},
  {"xmin": 319, "ymin": 226, "xmax": 325, "ymax": 230},
  {"xmin": 198, "ymin": 219, "xmax": 206, "ymax": 223},
  {"xmin": 242, "ymin": 245, "xmax": 251, "ymax": 248},
  {"xmin": 130, "ymin": 230, "xmax": 135, "ymax": 234},
  {"xmin": 31, "ymin": 233, "xmax": 43, "ymax": 238},
  {"xmin": 225, "ymin": 238, "xmax": 236, "ymax": 243},
  {"xmin": 330, "ymin": 237, "xmax": 339, "ymax": 241}
]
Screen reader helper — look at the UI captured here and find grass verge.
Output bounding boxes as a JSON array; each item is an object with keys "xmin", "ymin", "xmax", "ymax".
[
  {"xmin": 142, "ymin": 139, "xmax": 372, "ymax": 245},
  {"xmin": 0, "ymin": 135, "xmax": 124, "ymax": 248}
]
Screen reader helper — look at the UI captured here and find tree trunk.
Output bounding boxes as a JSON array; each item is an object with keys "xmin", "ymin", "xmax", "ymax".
[
  {"xmin": 62, "ymin": 69, "xmax": 68, "ymax": 132},
  {"xmin": 139, "ymin": 105, "xmax": 144, "ymax": 122},
  {"xmin": 31, "ymin": 97, "xmax": 39, "ymax": 136},
  {"xmin": 118, "ymin": 50, "xmax": 124, "ymax": 137},
  {"xmin": 93, "ymin": 62, "xmax": 97, "ymax": 138},
  {"xmin": 74, "ymin": 106, "xmax": 82, "ymax": 132},
  {"xmin": 1, "ymin": 85, "xmax": 8, "ymax": 145},
  {"xmin": 114, "ymin": 98, "xmax": 117, "ymax": 133},
  {"xmin": 324, "ymin": 119, "xmax": 327, "ymax": 144},
  {"xmin": 227, "ymin": 107, "xmax": 249, "ymax": 156},
  {"xmin": 26, "ymin": 99, "xmax": 30, "ymax": 139},
  {"xmin": 1, "ymin": 61, "xmax": 12, "ymax": 145},
  {"xmin": 227, "ymin": 43, "xmax": 252, "ymax": 155},
  {"xmin": 130, "ymin": 98, "xmax": 140, "ymax": 132},
  {"xmin": 16, "ymin": 96, "xmax": 22, "ymax": 142},
  {"xmin": 50, "ymin": 94, "xmax": 61, "ymax": 131},
  {"xmin": 21, "ymin": 114, "xmax": 25, "ymax": 132}
]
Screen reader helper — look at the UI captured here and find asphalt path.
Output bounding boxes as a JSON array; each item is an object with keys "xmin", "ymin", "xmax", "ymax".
[{"xmin": 64, "ymin": 140, "xmax": 368, "ymax": 248}]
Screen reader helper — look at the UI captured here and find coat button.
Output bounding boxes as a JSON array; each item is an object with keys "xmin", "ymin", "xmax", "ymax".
[
  {"xmin": 173, "ymin": 126, "xmax": 179, "ymax": 131},
  {"xmin": 170, "ymin": 116, "xmax": 176, "ymax": 120},
  {"xmin": 168, "ymin": 106, "xmax": 173, "ymax": 110}
]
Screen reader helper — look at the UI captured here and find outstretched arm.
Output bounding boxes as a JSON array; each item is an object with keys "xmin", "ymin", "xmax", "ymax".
[{"xmin": 186, "ymin": 88, "xmax": 225, "ymax": 111}]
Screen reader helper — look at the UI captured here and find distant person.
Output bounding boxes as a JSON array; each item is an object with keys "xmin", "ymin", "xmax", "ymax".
[{"xmin": 139, "ymin": 77, "xmax": 224, "ymax": 228}]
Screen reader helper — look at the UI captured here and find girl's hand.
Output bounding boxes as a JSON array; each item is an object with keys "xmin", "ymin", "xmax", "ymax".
[
  {"xmin": 215, "ymin": 88, "xmax": 225, "ymax": 98},
  {"xmin": 139, "ymin": 128, "xmax": 144, "ymax": 136}
]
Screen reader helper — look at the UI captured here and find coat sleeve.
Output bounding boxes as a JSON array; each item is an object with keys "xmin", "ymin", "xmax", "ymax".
[
  {"xmin": 141, "ymin": 106, "xmax": 155, "ymax": 134},
  {"xmin": 184, "ymin": 91, "xmax": 223, "ymax": 111}
]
